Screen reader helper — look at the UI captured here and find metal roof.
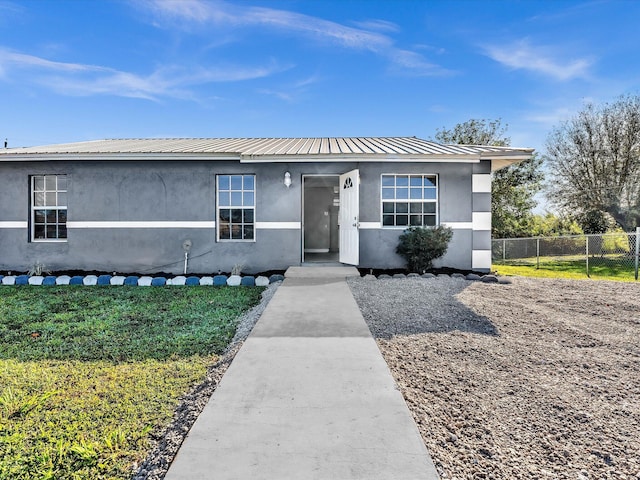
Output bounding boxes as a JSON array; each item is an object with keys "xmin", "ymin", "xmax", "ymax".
[{"xmin": 0, "ymin": 137, "xmax": 534, "ymax": 169}]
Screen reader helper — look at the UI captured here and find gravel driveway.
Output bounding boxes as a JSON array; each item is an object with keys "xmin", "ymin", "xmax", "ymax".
[{"xmin": 348, "ymin": 276, "xmax": 640, "ymax": 480}]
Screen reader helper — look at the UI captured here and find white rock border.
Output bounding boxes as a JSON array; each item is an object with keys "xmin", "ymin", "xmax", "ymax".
[{"xmin": 0, "ymin": 273, "xmax": 284, "ymax": 287}]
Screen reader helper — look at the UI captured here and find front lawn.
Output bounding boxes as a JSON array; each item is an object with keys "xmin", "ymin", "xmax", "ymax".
[
  {"xmin": 494, "ymin": 255, "xmax": 638, "ymax": 281},
  {"xmin": 0, "ymin": 286, "xmax": 263, "ymax": 479}
]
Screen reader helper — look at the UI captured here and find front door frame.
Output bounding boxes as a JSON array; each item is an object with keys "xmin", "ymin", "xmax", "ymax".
[{"xmin": 301, "ymin": 174, "xmax": 340, "ymax": 264}]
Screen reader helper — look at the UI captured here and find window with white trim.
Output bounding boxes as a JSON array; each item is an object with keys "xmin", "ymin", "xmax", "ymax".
[
  {"xmin": 217, "ymin": 174, "xmax": 255, "ymax": 241},
  {"xmin": 381, "ymin": 174, "xmax": 437, "ymax": 227},
  {"xmin": 31, "ymin": 174, "xmax": 68, "ymax": 241}
]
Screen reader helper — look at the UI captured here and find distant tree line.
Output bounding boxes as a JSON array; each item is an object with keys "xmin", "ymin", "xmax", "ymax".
[{"xmin": 432, "ymin": 95, "xmax": 640, "ymax": 238}]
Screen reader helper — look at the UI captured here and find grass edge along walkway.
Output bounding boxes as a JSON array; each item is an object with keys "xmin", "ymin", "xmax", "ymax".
[{"xmin": 0, "ymin": 286, "xmax": 263, "ymax": 480}]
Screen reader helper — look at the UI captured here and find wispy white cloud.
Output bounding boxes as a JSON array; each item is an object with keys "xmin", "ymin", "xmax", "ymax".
[
  {"xmin": 0, "ymin": 1, "xmax": 23, "ymax": 15},
  {"xmin": 483, "ymin": 39, "xmax": 593, "ymax": 81},
  {"xmin": 0, "ymin": 50, "xmax": 110, "ymax": 73},
  {"xmin": 414, "ymin": 44, "xmax": 447, "ymax": 55},
  {"xmin": 143, "ymin": 0, "xmax": 222, "ymax": 23},
  {"xmin": 0, "ymin": 47, "xmax": 287, "ymax": 100},
  {"xmin": 390, "ymin": 49, "xmax": 451, "ymax": 76},
  {"xmin": 0, "ymin": 1, "xmax": 24, "ymax": 29},
  {"xmin": 352, "ymin": 19, "xmax": 400, "ymax": 33},
  {"xmin": 525, "ymin": 1, "xmax": 604, "ymax": 24},
  {"xmin": 141, "ymin": 0, "xmax": 451, "ymax": 76},
  {"xmin": 258, "ymin": 74, "xmax": 322, "ymax": 102}
]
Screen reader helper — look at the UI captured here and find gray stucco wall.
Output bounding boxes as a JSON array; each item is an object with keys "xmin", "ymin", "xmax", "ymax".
[
  {"xmin": 0, "ymin": 158, "xmax": 481, "ymax": 274},
  {"xmin": 357, "ymin": 161, "xmax": 475, "ymax": 270}
]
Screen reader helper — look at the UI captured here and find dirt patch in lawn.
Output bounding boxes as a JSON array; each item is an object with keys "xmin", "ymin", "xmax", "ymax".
[{"xmin": 350, "ymin": 277, "xmax": 640, "ymax": 480}]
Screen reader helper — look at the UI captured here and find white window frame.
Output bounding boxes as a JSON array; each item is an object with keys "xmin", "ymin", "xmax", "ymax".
[
  {"xmin": 380, "ymin": 173, "xmax": 439, "ymax": 228},
  {"xmin": 30, "ymin": 174, "xmax": 68, "ymax": 242},
  {"xmin": 216, "ymin": 174, "xmax": 256, "ymax": 242}
]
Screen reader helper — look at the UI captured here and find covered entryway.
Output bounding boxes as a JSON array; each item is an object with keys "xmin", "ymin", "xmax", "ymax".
[
  {"xmin": 302, "ymin": 170, "xmax": 359, "ymax": 265},
  {"xmin": 302, "ymin": 175, "xmax": 340, "ymax": 263}
]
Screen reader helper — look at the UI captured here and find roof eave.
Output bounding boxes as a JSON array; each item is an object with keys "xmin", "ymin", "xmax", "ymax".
[
  {"xmin": 484, "ymin": 150, "xmax": 535, "ymax": 172},
  {"xmin": 239, "ymin": 153, "xmax": 483, "ymax": 163},
  {"xmin": 0, "ymin": 152, "xmax": 241, "ymax": 162},
  {"xmin": 0, "ymin": 152, "xmax": 485, "ymax": 163},
  {"xmin": 0, "ymin": 148, "xmax": 535, "ymax": 166}
]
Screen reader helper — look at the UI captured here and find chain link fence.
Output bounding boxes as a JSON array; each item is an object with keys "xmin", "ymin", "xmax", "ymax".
[{"xmin": 492, "ymin": 228, "xmax": 640, "ymax": 280}]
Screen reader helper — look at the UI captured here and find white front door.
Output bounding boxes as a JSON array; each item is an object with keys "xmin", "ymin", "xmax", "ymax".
[{"xmin": 339, "ymin": 169, "xmax": 359, "ymax": 265}]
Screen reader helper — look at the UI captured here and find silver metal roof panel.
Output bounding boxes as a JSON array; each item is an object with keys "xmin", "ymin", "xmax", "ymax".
[{"xmin": 0, "ymin": 137, "xmax": 534, "ymax": 170}]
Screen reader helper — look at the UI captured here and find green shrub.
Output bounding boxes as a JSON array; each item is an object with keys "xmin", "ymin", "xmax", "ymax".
[
  {"xmin": 396, "ymin": 226, "xmax": 453, "ymax": 273},
  {"xmin": 601, "ymin": 228, "xmax": 630, "ymax": 254}
]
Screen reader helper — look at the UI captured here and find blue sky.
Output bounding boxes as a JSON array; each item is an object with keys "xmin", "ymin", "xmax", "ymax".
[{"xmin": 1, "ymin": 0, "xmax": 639, "ymax": 154}]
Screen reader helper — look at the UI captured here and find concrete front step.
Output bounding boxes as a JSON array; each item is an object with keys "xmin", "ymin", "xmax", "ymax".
[{"xmin": 284, "ymin": 265, "xmax": 360, "ymax": 279}]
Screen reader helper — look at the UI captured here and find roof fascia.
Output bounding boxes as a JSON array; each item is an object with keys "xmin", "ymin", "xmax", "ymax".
[
  {"xmin": 239, "ymin": 154, "xmax": 482, "ymax": 163},
  {"xmin": 0, "ymin": 153, "xmax": 241, "ymax": 162},
  {"xmin": 0, "ymin": 150, "xmax": 534, "ymax": 166},
  {"xmin": 0, "ymin": 153, "xmax": 488, "ymax": 164},
  {"xmin": 480, "ymin": 153, "xmax": 533, "ymax": 161}
]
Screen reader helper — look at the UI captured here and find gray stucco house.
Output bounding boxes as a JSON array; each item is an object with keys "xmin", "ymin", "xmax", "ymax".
[{"xmin": 0, "ymin": 137, "xmax": 533, "ymax": 274}]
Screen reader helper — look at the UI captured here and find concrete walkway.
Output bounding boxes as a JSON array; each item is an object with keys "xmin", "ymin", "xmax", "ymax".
[{"xmin": 165, "ymin": 266, "xmax": 439, "ymax": 480}]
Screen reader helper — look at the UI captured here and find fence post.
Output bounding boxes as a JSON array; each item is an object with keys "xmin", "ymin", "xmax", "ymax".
[
  {"xmin": 635, "ymin": 227, "xmax": 639, "ymax": 281},
  {"xmin": 503, "ymin": 238, "xmax": 506, "ymax": 262},
  {"xmin": 586, "ymin": 235, "xmax": 590, "ymax": 278},
  {"xmin": 536, "ymin": 238, "xmax": 540, "ymax": 270}
]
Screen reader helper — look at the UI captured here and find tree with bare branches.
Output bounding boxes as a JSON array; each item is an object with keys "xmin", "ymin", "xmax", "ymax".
[{"xmin": 545, "ymin": 95, "xmax": 640, "ymax": 231}]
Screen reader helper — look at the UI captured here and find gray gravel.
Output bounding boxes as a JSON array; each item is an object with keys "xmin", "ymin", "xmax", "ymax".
[
  {"xmin": 348, "ymin": 276, "xmax": 498, "ymax": 338},
  {"xmin": 348, "ymin": 276, "xmax": 640, "ymax": 480},
  {"xmin": 133, "ymin": 275, "xmax": 640, "ymax": 480}
]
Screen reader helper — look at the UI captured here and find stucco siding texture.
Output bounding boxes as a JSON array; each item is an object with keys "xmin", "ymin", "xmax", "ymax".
[
  {"xmin": 472, "ymin": 193, "xmax": 491, "ymax": 213},
  {"xmin": 473, "ymin": 160, "xmax": 492, "ymax": 174},
  {"xmin": 0, "ymin": 171, "xmax": 28, "ymax": 220},
  {"xmin": 472, "ymin": 231, "xmax": 493, "ymax": 251},
  {"xmin": 359, "ymin": 229, "xmax": 472, "ymax": 271},
  {"xmin": 0, "ymin": 160, "xmax": 301, "ymax": 273},
  {"xmin": 358, "ymin": 162, "xmax": 474, "ymax": 224},
  {"xmin": 1, "ymin": 159, "xmax": 482, "ymax": 273}
]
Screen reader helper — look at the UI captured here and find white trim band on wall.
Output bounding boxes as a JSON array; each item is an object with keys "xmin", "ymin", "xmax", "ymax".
[
  {"xmin": 442, "ymin": 222, "xmax": 473, "ymax": 230},
  {"xmin": 0, "ymin": 221, "xmax": 28, "ymax": 228},
  {"xmin": 67, "ymin": 221, "xmax": 216, "ymax": 229},
  {"xmin": 472, "ymin": 212, "xmax": 491, "ymax": 231},
  {"xmin": 67, "ymin": 221, "xmax": 304, "ymax": 230},
  {"xmin": 359, "ymin": 222, "xmax": 381, "ymax": 229},
  {"xmin": 472, "ymin": 250, "xmax": 492, "ymax": 269},
  {"xmin": 255, "ymin": 222, "xmax": 301, "ymax": 229},
  {"xmin": 361, "ymin": 222, "xmax": 475, "ymax": 230},
  {"xmin": 10, "ymin": 220, "xmax": 485, "ymax": 231},
  {"xmin": 472, "ymin": 174, "xmax": 491, "ymax": 193}
]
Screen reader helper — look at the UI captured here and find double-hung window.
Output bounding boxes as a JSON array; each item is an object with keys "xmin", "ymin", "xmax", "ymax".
[
  {"xmin": 217, "ymin": 174, "xmax": 255, "ymax": 241},
  {"xmin": 381, "ymin": 174, "xmax": 437, "ymax": 227},
  {"xmin": 31, "ymin": 174, "xmax": 68, "ymax": 241}
]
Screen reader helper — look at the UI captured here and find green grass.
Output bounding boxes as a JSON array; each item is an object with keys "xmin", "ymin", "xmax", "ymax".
[
  {"xmin": 0, "ymin": 286, "xmax": 264, "ymax": 479},
  {"xmin": 494, "ymin": 255, "xmax": 638, "ymax": 281}
]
